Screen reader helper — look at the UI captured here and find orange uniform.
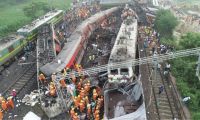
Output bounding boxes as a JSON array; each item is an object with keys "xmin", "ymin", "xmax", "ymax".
[
  {"xmin": 0, "ymin": 96, "xmax": 5, "ymax": 104},
  {"xmin": 49, "ymin": 83, "xmax": 56, "ymax": 96},
  {"xmin": 77, "ymin": 95, "xmax": 81, "ymax": 103},
  {"xmin": 84, "ymin": 96, "xmax": 89, "ymax": 105},
  {"xmin": 93, "ymin": 109, "xmax": 100, "ymax": 119},
  {"xmin": 73, "ymin": 97, "xmax": 79, "ymax": 108},
  {"xmin": 0, "ymin": 109, "xmax": 3, "ymax": 120},
  {"xmin": 72, "ymin": 113, "xmax": 79, "ymax": 120},
  {"xmin": 60, "ymin": 79, "xmax": 66, "ymax": 88},
  {"xmin": 95, "ymin": 114, "xmax": 100, "ymax": 120},
  {"xmin": 7, "ymin": 97, "xmax": 14, "ymax": 109},
  {"xmin": 1, "ymin": 100, "xmax": 7, "ymax": 111},
  {"xmin": 39, "ymin": 74, "xmax": 46, "ymax": 83}
]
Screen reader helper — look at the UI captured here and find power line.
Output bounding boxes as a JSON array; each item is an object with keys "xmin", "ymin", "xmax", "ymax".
[{"xmin": 54, "ymin": 47, "xmax": 200, "ymax": 81}]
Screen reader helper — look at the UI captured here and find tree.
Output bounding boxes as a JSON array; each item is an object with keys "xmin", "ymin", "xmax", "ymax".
[
  {"xmin": 170, "ymin": 32, "xmax": 200, "ymax": 119},
  {"xmin": 23, "ymin": 3, "xmax": 37, "ymax": 19},
  {"xmin": 23, "ymin": 2, "xmax": 50, "ymax": 19},
  {"xmin": 179, "ymin": 32, "xmax": 200, "ymax": 49},
  {"xmin": 154, "ymin": 9, "xmax": 178, "ymax": 38}
]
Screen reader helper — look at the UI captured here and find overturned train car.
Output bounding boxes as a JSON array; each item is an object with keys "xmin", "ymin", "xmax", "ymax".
[{"xmin": 40, "ymin": 7, "xmax": 119, "ymax": 75}]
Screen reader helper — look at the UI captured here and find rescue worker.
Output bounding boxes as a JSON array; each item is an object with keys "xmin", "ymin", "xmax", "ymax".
[
  {"xmin": 77, "ymin": 95, "xmax": 81, "ymax": 103},
  {"xmin": 87, "ymin": 104, "xmax": 91, "ymax": 118},
  {"xmin": 94, "ymin": 109, "xmax": 100, "ymax": 120},
  {"xmin": 0, "ymin": 94, "xmax": 4, "ymax": 104},
  {"xmin": 49, "ymin": 82, "xmax": 56, "ymax": 97},
  {"xmin": 0, "ymin": 109, "xmax": 3, "ymax": 120},
  {"xmin": 73, "ymin": 97, "xmax": 79, "ymax": 108},
  {"xmin": 95, "ymin": 114, "xmax": 100, "ymax": 120},
  {"xmin": 1, "ymin": 100, "xmax": 7, "ymax": 111},
  {"xmin": 93, "ymin": 89, "xmax": 98, "ymax": 101},
  {"xmin": 84, "ymin": 83, "xmax": 90, "ymax": 94},
  {"xmin": 70, "ymin": 107, "xmax": 75, "ymax": 118},
  {"xmin": 84, "ymin": 96, "xmax": 89, "ymax": 105},
  {"xmin": 79, "ymin": 100, "xmax": 85, "ymax": 112},
  {"xmin": 39, "ymin": 73, "xmax": 46, "ymax": 85},
  {"xmin": 7, "ymin": 97, "xmax": 14, "ymax": 110},
  {"xmin": 73, "ymin": 113, "xmax": 79, "ymax": 120},
  {"xmin": 80, "ymin": 88, "xmax": 85, "ymax": 99},
  {"xmin": 60, "ymin": 79, "xmax": 67, "ymax": 88}
]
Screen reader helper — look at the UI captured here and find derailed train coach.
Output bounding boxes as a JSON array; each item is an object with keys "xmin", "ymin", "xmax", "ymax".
[{"xmin": 40, "ymin": 7, "xmax": 119, "ymax": 76}]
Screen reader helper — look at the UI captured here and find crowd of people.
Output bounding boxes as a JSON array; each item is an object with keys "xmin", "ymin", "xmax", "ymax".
[
  {"xmin": 56, "ymin": 3, "xmax": 101, "ymax": 42},
  {"xmin": 0, "ymin": 89, "xmax": 17, "ymax": 120},
  {"xmin": 138, "ymin": 24, "xmax": 174, "ymax": 93},
  {"xmin": 39, "ymin": 64, "xmax": 104, "ymax": 120}
]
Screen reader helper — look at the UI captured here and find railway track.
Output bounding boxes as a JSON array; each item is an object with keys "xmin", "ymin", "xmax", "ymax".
[
  {"xmin": 138, "ymin": 33, "xmax": 180, "ymax": 119},
  {"xmin": 2, "ymin": 63, "xmax": 36, "ymax": 97}
]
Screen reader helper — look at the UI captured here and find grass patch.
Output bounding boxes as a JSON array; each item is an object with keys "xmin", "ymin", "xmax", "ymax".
[{"xmin": 0, "ymin": 0, "xmax": 72, "ymax": 37}]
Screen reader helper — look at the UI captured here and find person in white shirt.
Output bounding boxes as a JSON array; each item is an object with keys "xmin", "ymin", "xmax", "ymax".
[{"xmin": 182, "ymin": 96, "xmax": 190, "ymax": 102}]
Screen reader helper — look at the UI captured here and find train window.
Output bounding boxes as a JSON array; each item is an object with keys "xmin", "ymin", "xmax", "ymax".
[
  {"xmin": 110, "ymin": 69, "xmax": 118, "ymax": 75},
  {"xmin": 120, "ymin": 68, "xmax": 129, "ymax": 75}
]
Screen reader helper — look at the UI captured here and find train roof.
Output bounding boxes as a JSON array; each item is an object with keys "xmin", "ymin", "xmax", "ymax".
[
  {"xmin": 109, "ymin": 17, "xmax": 137, "ymax": 63},
  {"xmin": 0, "ymin": 35, "xmax": 24, "ymax": 52},
  {"xmin": 40, "ymin": 7, "xmax": 119, "ymax": 75},
  {"xmin": 17, "ymin": 10, "xmax": 63, "ymax": 35}
]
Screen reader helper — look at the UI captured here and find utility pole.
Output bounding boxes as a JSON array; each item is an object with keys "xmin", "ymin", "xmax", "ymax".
[{"xmin": 196, "ymin": 53, "xmax": 200, "ymax": 81}]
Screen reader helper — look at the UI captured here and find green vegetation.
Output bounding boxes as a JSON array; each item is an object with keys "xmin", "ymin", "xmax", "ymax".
[
  {"xmin": 161, "ymin": 33, "xmax": 200, "ymax": 119},
  {"xmin": 0, "ymin": 0, "xmax": 72, "ymax": 37},
  {"xmin": 154, "ymin": 9, "xmax": 178, "ymax": 39},
  {"xmin": 23, "ymin": 2, "xmax": 50, "ymax": 19},
  {"xmin": 155, "ymin": 8, "xmax": 200, "ymax": 119},
  {"xmin": 175, "ymin": 0, "xmax": 199, "ymax": 2}
]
